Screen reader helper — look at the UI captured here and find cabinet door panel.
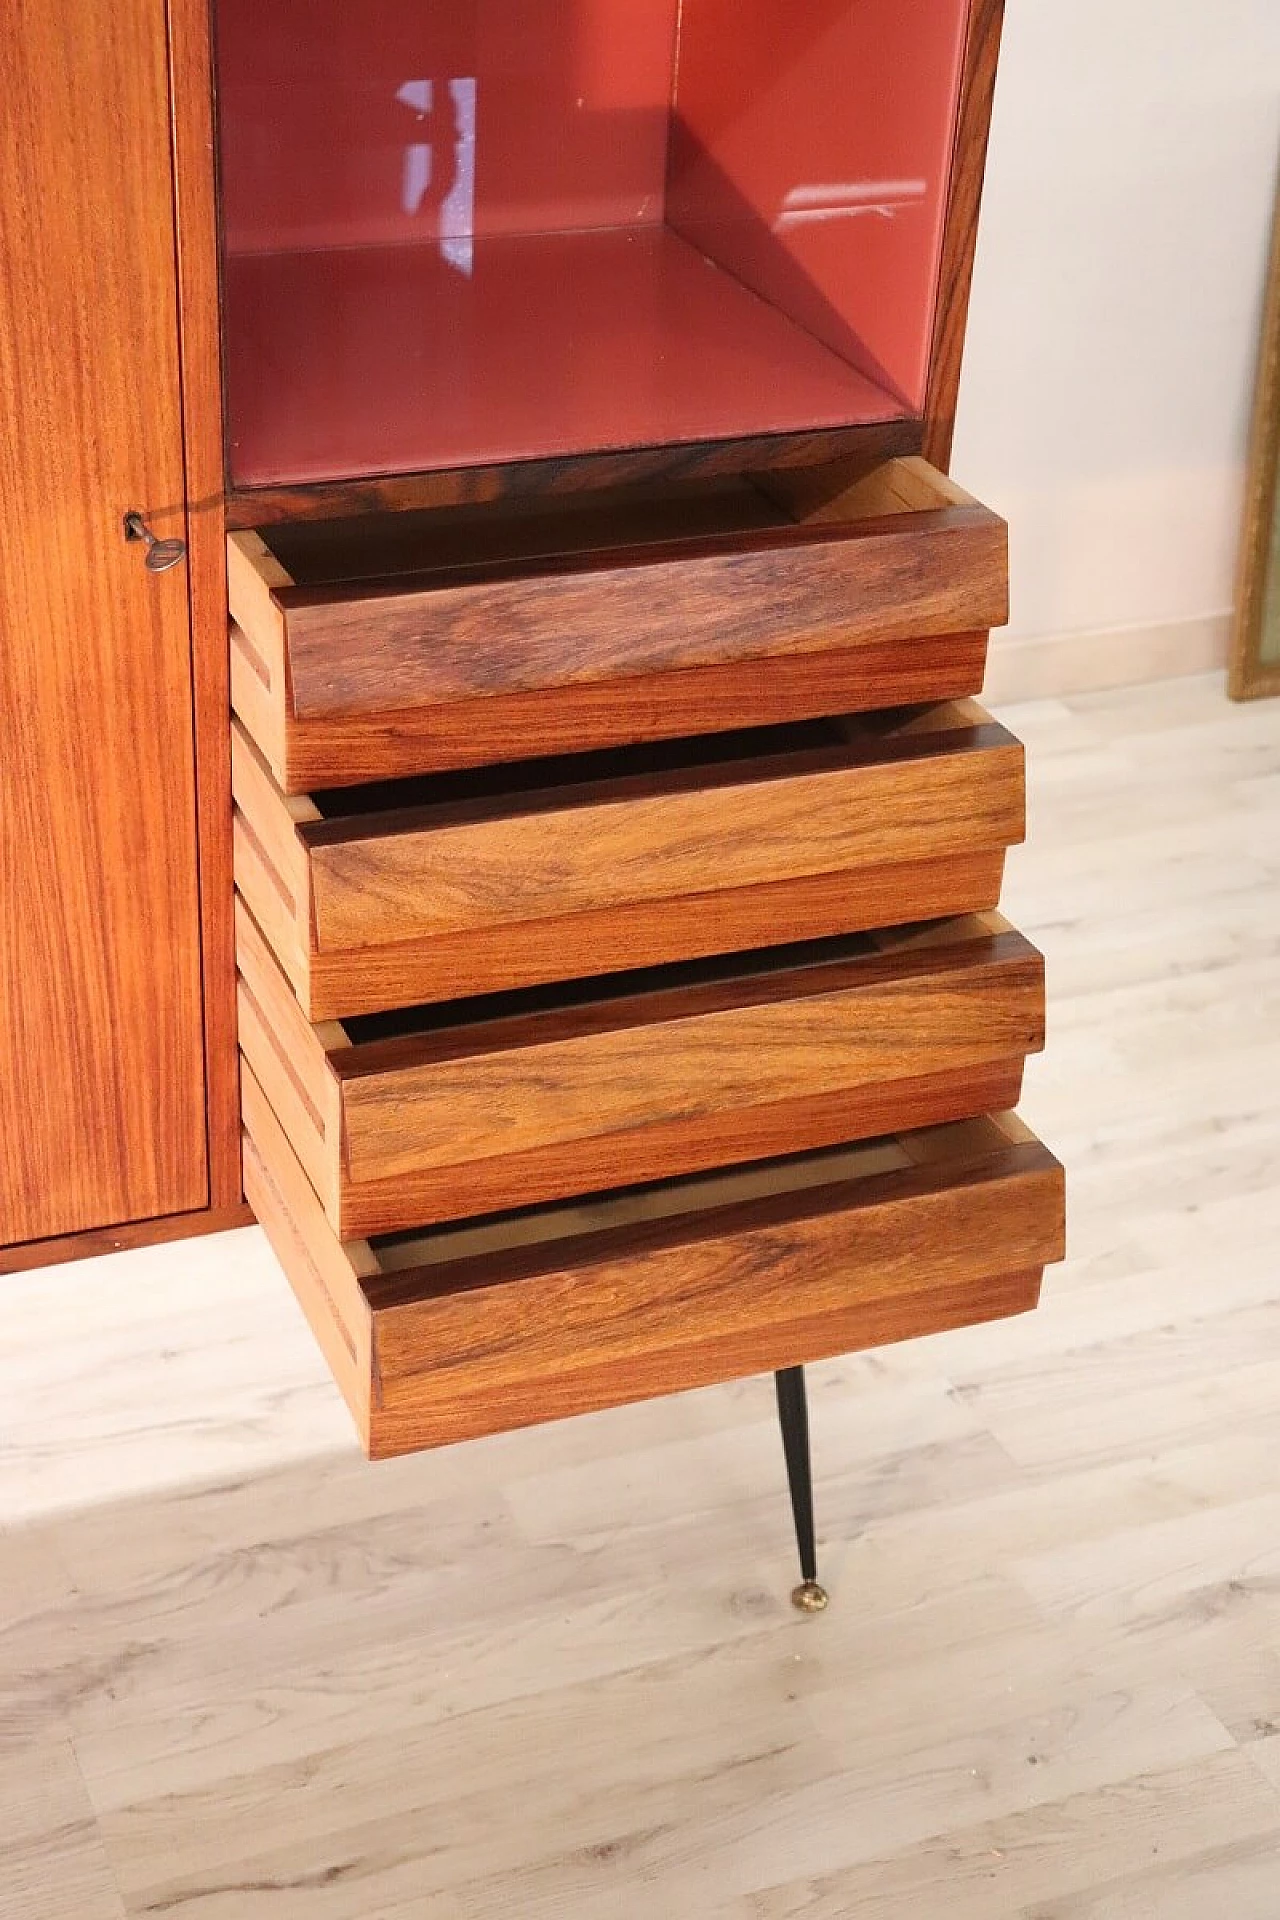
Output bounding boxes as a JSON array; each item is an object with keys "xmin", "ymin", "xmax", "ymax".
[{"xmin": 0, "ymin": 0, "xmax": 207, "ymax": 1243}]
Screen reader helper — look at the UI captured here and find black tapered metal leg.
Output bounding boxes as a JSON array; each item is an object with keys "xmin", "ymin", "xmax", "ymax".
[{"xmin": 774, "ymin": 1366, "xmax": 828, "ymax": 1612}]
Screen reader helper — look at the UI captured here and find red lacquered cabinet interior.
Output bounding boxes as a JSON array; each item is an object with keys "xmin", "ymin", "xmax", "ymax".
[
  {"xmin": 216, "ymin": 0, "xmax": 973, "ymax": 486},
  {"xmin": 1, "ymin": 0, "xmax": 1062, "ymax": 1577}
]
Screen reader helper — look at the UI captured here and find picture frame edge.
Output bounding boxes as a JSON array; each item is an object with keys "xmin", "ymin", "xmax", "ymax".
[{"xmin": 1230, "ymin": 161, "xmax": 1280, "ymax": 700}]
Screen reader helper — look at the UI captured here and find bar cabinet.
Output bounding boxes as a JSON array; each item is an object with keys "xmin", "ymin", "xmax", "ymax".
[{"xmin": 0, "ymin": 0, "xmax": 1063, "ymax": 1598}]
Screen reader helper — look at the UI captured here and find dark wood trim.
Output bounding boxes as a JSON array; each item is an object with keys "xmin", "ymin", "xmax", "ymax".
[
  {"xmin": 166, "ymin": 0, "xmax": 240, "ymax": 1208},
  {"xmin": 225, "ymin": 419, "xmax": 923, "ymax": 529},
  {"xmin": 922, "ymin": 0, "xmax": 1006, "ymax": 472},
  {"xmin": 279, "ymin": 631, "xmax": 996, "ymax": 792},
  {"xmin": 0, "ymin": 1203, "xmax": 253, "ymax": 1277}
]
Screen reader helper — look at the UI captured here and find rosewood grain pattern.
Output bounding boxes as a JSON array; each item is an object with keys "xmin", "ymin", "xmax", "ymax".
[
  {"xmin": 229, "ymin": 721, "xmax": 317, "ymax": 979},
  {"xmin": 243, "ymin": 1134, "xmax": 366, "ymax": 1426},
  {"xmin": 231, "ymin": 703, "xmax": 1024, "ymax": 1017},
  {"xmin": 236, "ymin": 971, "xmax": 337, "ymax": 1215},
  {"xmin": 277, "ymin": 508, "xmax": 1004, "ymax": 710},
  {"xmin": 236, "ymin": 896, "xmax": 1044, "ymax": 1236},
  {"xmin": 370, "ymin": 1274, "xmax": 1046, "ymax": 1458},
  {"xmin": 923, "ymin": 0, "xmax": 1006, "ymax": 472},
  {"xmin": 229, "ymin": 542, "xmax": 990, "ymax": 794},
  {"xmin": 240, "ymin": 1067, "xmax": 1063, "ymax": 1458},
  {"xmin": 334, "ymin": 925, "xmax": 1037, "ymax": 1071},
  {"xmin": 224, "ymin": 419, "xmax": 922, "ymax": 529},
  {"xmin": 232, "ymin": 810, "xmax": 308, "ymax": 989},
  {"xmin": 228, "ymin": 457, "xmax": 1007, "ymax": 787},
  {"xmin": 347, "ymin": 1055, "xmax": 1033, "ymax": 1243},
  {"xmin": 281, "ymin": 630, "xmax": 994, "ymax": 792},
  {"xmin": 298, "ymin": 714, "xmax": 1012, "ymax": 848},
  {"xmin": 0, "ymin": 0, "xmax": 208, "ymax": 1245},
  {"xmin": 301, "ymin": 854, "xmax": 1009, "ymax": 1021},
  {"xmin": 367, "ymin": 1142, "xmax": 1063, "ymax": 1367},
  {"xmin": 306, "ymin": 725, "xmax": 1024, "ymax": 950}
]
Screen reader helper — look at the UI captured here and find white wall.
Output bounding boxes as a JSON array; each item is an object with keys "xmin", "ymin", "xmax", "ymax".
[{"xmin": 953, "ymin": 1, "xmax": 1280, "ymax": 691}]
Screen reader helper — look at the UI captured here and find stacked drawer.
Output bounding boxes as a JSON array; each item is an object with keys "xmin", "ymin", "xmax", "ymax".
[{"xmin": 230, "ymin": 455, "xmax": 1065, "ymax": 1459}]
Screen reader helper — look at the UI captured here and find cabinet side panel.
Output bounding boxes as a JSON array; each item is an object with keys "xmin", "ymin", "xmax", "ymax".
[
  {"xmin": 0, "ymin": 0, "xmax": 208, "ymax": 1242},
  {"xmin": 923, "ymin": 0, "xmax": 1006, "ymax": 471}
]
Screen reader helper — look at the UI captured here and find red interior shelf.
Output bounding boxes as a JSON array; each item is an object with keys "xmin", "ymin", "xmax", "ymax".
[{"xmin": 224, "ymin": 226, "xmax": 906, "ymax": 489}]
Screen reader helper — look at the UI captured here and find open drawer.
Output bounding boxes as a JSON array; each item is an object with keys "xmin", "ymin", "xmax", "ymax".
[
  {"xmin": 237, "ymin": 899, "xmax": 1044, "ymax": 1236},
  {"xmin": 233, "ymin": 699, "xmax": 1025, "ymax": 1020},
  {"xmin": 228, "ymin": 457, "xmax": 1008, "ymax": 791},
  {"xmin": 242, "ymin": 1069, "xmax": 1065, "ymax": 1459}
]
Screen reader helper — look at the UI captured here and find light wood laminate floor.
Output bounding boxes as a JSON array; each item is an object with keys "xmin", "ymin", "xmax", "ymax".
[{"xmin": 4, "ymin": 671, "xmax": 1280, "ymax": 1918}]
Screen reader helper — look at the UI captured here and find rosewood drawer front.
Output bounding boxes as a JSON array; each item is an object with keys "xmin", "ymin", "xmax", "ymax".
[
  {"xmin": 236, "ymin": 898, "xmax": 1045, "ymax": 1238},
  {"xmin": 232, "ymin": 699, "xmax": 1025, "ymax": 1020},
  {"xmin": 228, "ymin": 457, "xmax": 1008, "ymax": 791},
  {"xmin": 241, "ymin": 1067, "xmax": 1065, "ymax": 1460}
]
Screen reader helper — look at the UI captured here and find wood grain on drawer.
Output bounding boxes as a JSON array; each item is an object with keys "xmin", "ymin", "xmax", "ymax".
[
  {"xmin": 232, "ymin": 700, "xmax": 1025, "ymax": 1020},
  {"xmin": 228, "ymin": 457, "xmax": 1007, "ymax": 789},
  {"xmin": 237, "ymin": 897, "xmax": 1044, "ymax": 1237},
  {"xmin": 242, "ymin": 1066, "xmax": 1065, "ymax": 1459}
]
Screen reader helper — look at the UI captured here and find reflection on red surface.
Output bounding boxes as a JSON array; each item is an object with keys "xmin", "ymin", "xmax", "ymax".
[
  {"xmin": 215, "ymin": 0, "xmax": 966, "ymax": 484},
  {"xmin": 216, "ymin": 0, "xmax": 682, "ymax": 251}
]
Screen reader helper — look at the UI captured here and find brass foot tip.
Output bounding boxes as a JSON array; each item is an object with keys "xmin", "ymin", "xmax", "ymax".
[{"xmin": 791, "ymin": 1580, "xmax": 829, "ymax": 1614}]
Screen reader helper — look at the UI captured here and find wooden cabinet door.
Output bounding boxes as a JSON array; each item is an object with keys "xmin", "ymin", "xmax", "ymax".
[{"xmin": 0, "ymin": 0, "xmax": 207, "ymax": 1244}]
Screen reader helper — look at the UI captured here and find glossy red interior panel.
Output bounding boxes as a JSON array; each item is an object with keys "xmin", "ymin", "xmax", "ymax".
[
  {"xmin": 668, "ymin": 0, "xmax": 970, "ymax": 413},
  {"xmin": 217, "ymin": 0, "xmax": 682, "ymax": 252},
  {"xmin": 224, "ymin": 228, "xmax": 900, "ymax": 486},
  {"xmin": 214, "ymin": 0, "xmax": 968, "ymax": 487}
]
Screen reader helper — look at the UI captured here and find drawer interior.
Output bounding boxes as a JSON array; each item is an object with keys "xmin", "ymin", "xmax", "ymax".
[
  {"xmin": 337, "ymin": 928, "xmax": 885, "ymax": 1049},
  {"xmin": 250, "ymin": 458, "xmax": 979, "ymax": 597},
  {"xmin": 331, "ymin": 912, "xmax": 1033, "ymax": 1057},
  {"xmin": 298, "ymin": 701, "xmax": 995, "ymax": 834},
  {"xmin": 370, "ymin": 1133, "xmax": 919, "ymax": 1279},
  {"xmin": 304, "ymin": 712, "xmax": 851, "ymax": 824}
]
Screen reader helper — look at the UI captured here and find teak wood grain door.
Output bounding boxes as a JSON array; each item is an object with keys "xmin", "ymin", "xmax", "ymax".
[{"xmin": 0, "ymin": 0, "xmax": 207, "ymax": 1245}]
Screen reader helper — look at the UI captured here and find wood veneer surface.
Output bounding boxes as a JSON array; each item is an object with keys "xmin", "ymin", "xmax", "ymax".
[
  {"xmin": 230, "ymin": 702, "xmax": 1022, "ymax": 1017},
  {"xmin": 241, "ymin": 1059, "xmax": 1063, "ymax": 1457},
  {"xmin": 228, "ymin": 456, "xmax": 1007, "ymax": 789},
  {"xmin": 0, "ymin": 0, "xmax": 208, "ymax": 1244},
  {"xmin": 235, "ymin": 897, "xmax": 1042, "ymax": 1235}
]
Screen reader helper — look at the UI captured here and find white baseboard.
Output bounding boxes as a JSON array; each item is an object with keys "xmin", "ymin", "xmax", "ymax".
[{"xmin": 980, "ymin": 613, "xmax": 1230, "ymax": 704}]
